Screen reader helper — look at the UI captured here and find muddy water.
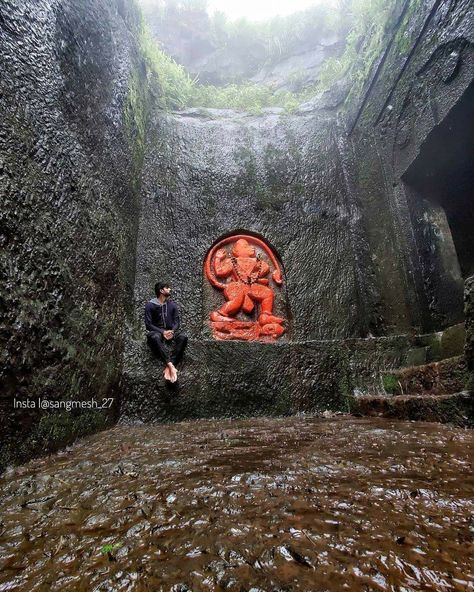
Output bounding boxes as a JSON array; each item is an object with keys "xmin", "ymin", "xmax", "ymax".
[{"xmin": 0, "ymin": 417, "xmax": 473, "ymax": 592}]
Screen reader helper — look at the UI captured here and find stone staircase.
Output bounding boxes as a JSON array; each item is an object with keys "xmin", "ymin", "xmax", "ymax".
[{"xmin": 351, "ymin": 355, "xmax": 474, "ymax": 427}]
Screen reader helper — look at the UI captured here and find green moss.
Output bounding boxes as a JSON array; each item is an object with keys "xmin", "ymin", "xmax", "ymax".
[
  {"xmin": 436, "ymin": 396, "xmax": 474, "ymax": 428},
  {"xmin": 272, "ymin": 384, "xmax": 293, "ymax": 416},
  {"xmin": 33, "ymin": 410, "xmax": 108, "ymax": 446},
  {"xmin": 0, "ymin": 410, "xmax": 112, "ymax": 471},
  {"xmin": 440, "ymin": 324, "xmax": 466, "ymax": 359},
  {"xmin": 338, "ymin": 371, "xmax": 354, "ymax": 412},
  {"xmin": 392, "ymin": 0, "xmax": 424, "ymax": 55},
  {"xmin": 416, "ymin": 332, "xmax": 442, "ymax": 362},
  {"xmin": 382, "ymin": 373, "xmax": 400, "ymax": 394},
  {"xmin": 124, "ymin": 69, "xmax": 146, "ymax": 149},
  {"xmin": 124, "ymin": 66, "xmax": 149, "ymax": 195}
]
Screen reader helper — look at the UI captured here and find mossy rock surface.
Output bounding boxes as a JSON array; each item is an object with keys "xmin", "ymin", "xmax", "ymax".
[{"xmin": 351, "ymin": 392, "xmax": 474, "ymax": 428}]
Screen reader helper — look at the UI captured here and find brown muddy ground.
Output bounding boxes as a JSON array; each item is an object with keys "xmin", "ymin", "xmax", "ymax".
[{"xmin": 0, "ymin": 416, "xmax": 473, "ymax": 591}]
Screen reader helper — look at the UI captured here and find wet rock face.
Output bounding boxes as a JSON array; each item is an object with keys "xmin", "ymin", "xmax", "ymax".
[
  {"xmin": 188, "ymin": 35, "xmax": 346, "ymax": 91},
  {"xmin": 127, "ymin": 107, "xmax": 385, "ymax": 416},
  {"xmin": 465, "ymin": 276, "xmax": 474, "ymax": 382},
  {"xmin": 249, "ymin": 35, "xmax": 346, "ymax": 92},
  {"xmin": 0, "ymin": 417, "xmax": 473, "ymax": 591},
  {"xmin": 126, "ymin": 0, "xmax": 474, "ymax": 421},
  {"xmin": 2, "ymin": 0, "xmax": 473, "ymax": 458},
  {"xmin": 122, "ymin": 327, "xmax": 435, "ymax": 422},
  {"xmin": 135, "ymin": 109, "xmax": 366, "ymax": 342},
  {"xmin": 348, "ymin": 0, "xmax": 474, "ymax": 334},
  {"xmin": 0, "ymin": 0, "xmax": 145, "ymax": 469}
]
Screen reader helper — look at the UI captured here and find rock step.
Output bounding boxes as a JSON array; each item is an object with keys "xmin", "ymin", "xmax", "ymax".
[
  {"xmin": 351, "ymin": 391, "xmax": 474, "ymax": 427},
  {"xmin": 381, "ymin": 356, "xmax": 468, "ymax": 396},
  {"xmin": 407, "ymin": 322, "xmax": 465, "ymax": 366}
]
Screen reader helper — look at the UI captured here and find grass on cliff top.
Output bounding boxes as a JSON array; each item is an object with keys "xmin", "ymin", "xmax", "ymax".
[{"xmin": 137, "ymin": 0, "xmax": 403, "ymax": 113}]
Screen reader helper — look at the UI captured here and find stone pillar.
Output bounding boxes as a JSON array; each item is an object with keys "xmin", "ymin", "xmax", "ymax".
[{"xmin": 464, "ymin": 275, "xmax": 474, "ymax": 387}]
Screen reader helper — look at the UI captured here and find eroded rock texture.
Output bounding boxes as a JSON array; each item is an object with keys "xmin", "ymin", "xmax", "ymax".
[
  {"xmin": 0, "ymin": 0, "xmax": 147, "ymax": 469},
  {"xmin": 465, "ymin": 275, "xmax": 474, "ymax": 385},
  {"xmin": 134, "ymin": 108, "xmax": 366, "ymax": 342},
  {"xmin": 124, "ymin": 0, "xmax": 473, "ymax": 422},
  {"xmin": 123, "ymin": 103, "xmax": 385, "ymax": 420},
  {"xmin": 1, "ymin": 417, "xmax": 473, "ymax": 591}
]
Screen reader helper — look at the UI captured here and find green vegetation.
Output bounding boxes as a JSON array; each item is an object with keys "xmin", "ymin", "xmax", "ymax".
[
  {"xmin": 124, "ymin": 66, "xmax": 149, "ymax": 196},
  {"xmin": 466, "ymin": 373, "xmax": 474, "ymax": 390},
  {"xmin": 318, "ymin": 0, "xmax": 402, "ymax": 92},
  {"xmin": 137, "ymin": 24, "xmax": 310, "ymax": 112},
  {"xmin": 382, "ymin": 373, "xmax": 400, "ymax": 394},
  {"xmin": 134, "ymin": 0, "xmax": 405, "ymax": 112},
  {"xmin": 31, "ymin": 411, "xmax": 108, "ymax": 448},
  {"xmin": 0, "ymin": 409, "xmax": 111, "ymax": 472},
  {"xmin": 124, "ymin": 69, "xmax": 147, "ymax": 156},
  {"xmin": 139, "ymin": 25, "xmax": 195, "ymax": 110},
  {"xmin": 191, "ymin": 83, "xmax": 301, "ymax": 113},
  {"xmin": 100, "ymin": 543, "xmax": 123, "ymax": 555}
]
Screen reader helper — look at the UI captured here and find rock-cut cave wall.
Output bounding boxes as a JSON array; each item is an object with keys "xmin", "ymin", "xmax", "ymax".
[
  {"xmin": 123, "ymin": 0, "xmax": 474, "ymax": 422},
  {"xmin": 1, "ymin": 0, "xmax": 473, "ymax": 465},
  {"xmin": 122, "ymin": 104, "xmax": 389, "ymax": 421},
  {"xmin": 123, "ymin": 89, "xmax": 425, "ymax": 421},
  {"xmin": 0, "ymin": 0, "xmax": 147, "ymax": 470},
  {"xmin": 348, "ymin": 0, "xmax": 474, "ymax": 335},
  {"xmin": 133, "ymin": 109, "xmax": 368, "ymax": 342}
]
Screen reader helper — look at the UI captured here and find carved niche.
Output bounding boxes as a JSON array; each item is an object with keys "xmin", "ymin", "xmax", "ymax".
[{"xmin": 204, "ymin": 234, "xmax": 286, "ymax": 341}]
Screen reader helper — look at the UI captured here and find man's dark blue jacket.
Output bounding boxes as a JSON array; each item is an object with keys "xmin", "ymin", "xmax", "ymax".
[{"xmin": 144, "ymin": 298, "xmax": 180, "ymax": 334}]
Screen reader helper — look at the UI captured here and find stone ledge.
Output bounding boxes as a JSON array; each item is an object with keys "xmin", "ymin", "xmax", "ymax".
[
  {"xmin": 380, "ymin": 356, "xmax": 468, "ymax": 396},
  {"xmin": 351, "ymin": 391, "xmax": 474, "ymax": 427},
  {"xmin": 120, "ymin": 333, "xmax": 421, "ymax": 422}
]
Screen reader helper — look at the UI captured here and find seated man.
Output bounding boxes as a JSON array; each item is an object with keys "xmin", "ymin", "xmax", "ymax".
[{"xmin": 144, "ymin": 282, "xmax": 188, "ymax": 383}]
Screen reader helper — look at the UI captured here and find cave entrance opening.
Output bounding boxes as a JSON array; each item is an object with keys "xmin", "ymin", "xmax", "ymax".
[{"xmin": 403, "ymin": 80, "xmax": 474, "ymax": 329}]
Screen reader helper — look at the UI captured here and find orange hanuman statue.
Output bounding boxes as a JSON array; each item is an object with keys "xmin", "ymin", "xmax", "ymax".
[{"xmin": 204, "ymin": 235, "xmax": 285, "ymax": 341}]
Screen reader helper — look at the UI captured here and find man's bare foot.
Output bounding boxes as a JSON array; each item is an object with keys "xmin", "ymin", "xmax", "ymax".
[{"xmin": 165, "ymin": 362, "xmax": 178, "ymax": 382}]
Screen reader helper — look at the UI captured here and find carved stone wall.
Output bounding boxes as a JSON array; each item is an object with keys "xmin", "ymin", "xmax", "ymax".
[
  {"xmin": 132, "ymin": 108, "xmax": 366, "ymax": 344},
  {"xmin": 348, "ymin": 0, "xmax": 474, "ymax": 334},
  {"xmin": 123, "ymin": 0, "xmax": 473, "ymax": 421},
  {"xmin": 2, "ymin": 0, "xmax": 473, "ymax": 444}
]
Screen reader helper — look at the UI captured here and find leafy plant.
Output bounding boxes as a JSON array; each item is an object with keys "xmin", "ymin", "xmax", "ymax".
[
  {"xmin": 382, "ymin": 373, "xmax": 401, "ymax": 394},
  {"xmin": 138, "ymin": 25, "xmax": 195, "ymax": 110},
  {"xmin": 100, "ymin": 542, "xmax": 123, "ymax": 555}
]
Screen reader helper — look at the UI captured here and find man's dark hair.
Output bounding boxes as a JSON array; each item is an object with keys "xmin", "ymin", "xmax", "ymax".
[{"xmin": 154, "ymin": 282, "xmax": 170, "ymax": 297}]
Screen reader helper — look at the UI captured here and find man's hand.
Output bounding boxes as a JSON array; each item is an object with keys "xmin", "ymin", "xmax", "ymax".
[{"xmin": 163, "ymin": 330, "xmax": 174, "ymax": 340}]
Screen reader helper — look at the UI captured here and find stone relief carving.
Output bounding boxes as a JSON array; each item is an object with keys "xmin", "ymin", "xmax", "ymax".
[{"xmin": 204, "ymin": 234, "xmax": 286, "ymax": 341}]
